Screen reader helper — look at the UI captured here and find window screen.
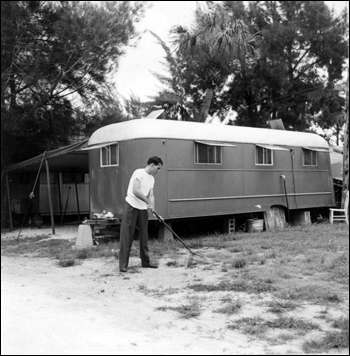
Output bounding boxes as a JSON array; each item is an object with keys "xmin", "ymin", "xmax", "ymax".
[
  {"xmin": 101, "ymin": 144, "xmax": 119, "ymax": 167},
  {"xmin": 255, "ymin": 146, "xmax": 273, "ymax": 165},
  {"xmin": 303, "ymin": 149, "xmax": 317, "ymax": 166},
  {"xmin": 195, "ymin": 142, "xmax": 222, "ymax": 164}
]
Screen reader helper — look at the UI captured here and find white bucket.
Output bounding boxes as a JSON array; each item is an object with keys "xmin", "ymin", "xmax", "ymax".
[{"xmin": 247, "ymin": 219, "xmax": 264, "ymax": 232}]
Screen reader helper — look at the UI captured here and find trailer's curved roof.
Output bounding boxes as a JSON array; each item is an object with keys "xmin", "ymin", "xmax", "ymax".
[{"xmin": 88, "ymin": 119, "xmax": 328, "ymax": 149}]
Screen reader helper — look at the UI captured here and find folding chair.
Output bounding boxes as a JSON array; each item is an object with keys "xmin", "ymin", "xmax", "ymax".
[{"xmin": 329, "ymin": 191, "xmax": 349, "ymax": 225}]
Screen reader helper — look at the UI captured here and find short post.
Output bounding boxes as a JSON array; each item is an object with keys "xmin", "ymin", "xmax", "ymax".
[
  {"xmin": 76, "ymin": 224, "xmax": 93, "ymax": 246},
  {"xmin": 264, "ymin": 206, "xmax": 287, "ymax": 231},
  {"xmin": 292, "ymin": 210, "xmax": 311, "ymax": 226},
  {"xmin": 158, "ymin": 222, "xmax": 174, "ymax": 242}
]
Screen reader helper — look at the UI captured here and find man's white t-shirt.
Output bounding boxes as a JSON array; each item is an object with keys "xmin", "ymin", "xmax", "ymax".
[{"xmin": 125, "ymin": 169, "xmax": 155, "ymax": 210}]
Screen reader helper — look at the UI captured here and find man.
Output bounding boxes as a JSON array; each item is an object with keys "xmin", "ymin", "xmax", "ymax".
[{"xmin": 119, "ymin": 156, "xmax": 163, "ymax": 272}]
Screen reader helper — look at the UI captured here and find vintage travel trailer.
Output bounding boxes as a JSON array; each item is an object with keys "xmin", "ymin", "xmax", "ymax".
[{"xmin": 85, "ymin": 119, "xmax": 334, "ymax": 226}]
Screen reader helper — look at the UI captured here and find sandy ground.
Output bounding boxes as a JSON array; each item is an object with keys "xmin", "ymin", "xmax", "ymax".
[{"xmin": 1, "ymin": 225, "xmax": 348, "ymax": 355}]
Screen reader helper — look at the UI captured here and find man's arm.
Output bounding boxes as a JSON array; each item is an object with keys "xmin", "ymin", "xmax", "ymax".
[
  {"xmin": 147, "ymin": 188, "xmax": 155, "ymax": 212},
  {"xmin": 132, "ymin": 178, "xmax": 150, "ymax": 205}
]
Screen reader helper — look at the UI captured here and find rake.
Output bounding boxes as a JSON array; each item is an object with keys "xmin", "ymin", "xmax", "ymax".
[{"xmin": 152, "ymin": 211, "xmax": 210, "ymax": 261}]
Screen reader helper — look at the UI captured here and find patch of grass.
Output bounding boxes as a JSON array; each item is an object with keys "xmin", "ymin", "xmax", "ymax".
[
  {"xmin": 156, "ymin": 298, "xmax": 203, "ymax": 319},
  {"xmin": 74, "ymin": 248, "xmax": 89, "ymax": 259},
  {"xmin": 267, "ymin": 300, "xmax": 298, "ymax": 314},
  {"xmin": 185, "ymin": 255, "xmax": 198, "ymax": 268},
  {"xmin": 227, "ymin": 317, "xmax": 268, "ymax": 336},
  {"xmin": 231, "ymin": 258, "xmax": 247, "ymax": 269},
  {"xmin": 214, "ymin": 298, "xmax": 242, "ymax": 315},
  {"xmin": 138, "ymin": 285, "xmax": 180, "ymax": 297},
  {"xmin": 127, "ymin": 266, "xmax": 141, "ymax": 274},
  {"xmin": 302, "ymin": 317, "xmax": 349, "ymax": 352},
  {"xmin": 57, "ymin": 258, "xmax": 76, "ymax": 267},
  {"xmin": 1, "ymin": 235, "xmax": 123, "ymax": 261},
  {"xmin": 165, "ymin": 260, "xmax": 179, "ymax": 267},
  {"xmin": 189, "ymin": 277, "xmax": 276, "ymax": 294},
  {"xmin": 1, "ymin": 236, "xmax": 75, "ymax": 257},
  {"xmin": 277, "ymin": 284, "xmax": 343, "ymax": 303},
  {"xmin": 266, "ymin": 315, "xmax": 319, "ymax": 331},
  {"xmin": 228, "ymin": 315, "xmax": 319, "ymax": 337}
]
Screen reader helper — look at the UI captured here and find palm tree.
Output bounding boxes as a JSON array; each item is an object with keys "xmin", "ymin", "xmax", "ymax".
[
  {"xmin": 171, "ymin": 2, "xmax": 261, "ymax": 122},
  {"xmin": 148, "ymin": 31, "xmax": 196, "ymax": 121}
]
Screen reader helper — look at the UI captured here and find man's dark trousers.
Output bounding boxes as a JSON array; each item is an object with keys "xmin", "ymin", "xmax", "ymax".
[{"xmin": 119, "ymin": 202, "xmax": 150, "ymax": 270}]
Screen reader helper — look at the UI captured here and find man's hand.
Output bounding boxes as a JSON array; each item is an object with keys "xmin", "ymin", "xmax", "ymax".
[{"xmin": 147, "ymin": 203, "xmax": 155, "ymax": 213}]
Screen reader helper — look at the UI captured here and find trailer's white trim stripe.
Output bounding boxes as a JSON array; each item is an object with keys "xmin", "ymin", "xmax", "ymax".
[
  {"xmin": 80, "ymin": 141, "xmax": 119, "ymax": 150},
  {"xmin": 194, "ymin": 140, "xmax": 238, "ymax": 147},
  {"xmin": 255, "ymin": 144, "xmax": 289, "ymax": 151},
  {"xmin": 169, "ymin": 192, "xmax": 332, "ymax": 202},
  {"xmin": 167, "ymin": 168, "xmax": 331, "ymax": 173},
  {"xmin": 303, "ymin": 146, "xmax": 330, "ymax": 152}
]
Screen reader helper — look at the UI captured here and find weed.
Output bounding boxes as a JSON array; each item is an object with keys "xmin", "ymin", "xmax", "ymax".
[
  {"xmin": 138, "ymin": 285, "xmax": 180, "ymax": 297},
  {"xmin": 165, "ymin": 260, "xmax": 179, "ymax": 267},
  {"xmin": 74, "ymin": 248, "xmax": 89, "ymax": 259},
  {"xmin": 302, "ymin": 317, "xmax": 349, "ymax": 352},
  {"xmin": 156, "ymin": 298, "xmax": 202, "ymax": 319},
  {"xmin": 231, "ymin": 258, "xmax": 247, "ymax": 269},
  {"xmin": 266, "ymin": 316, "xmax": 319, "ymax": 331},
  {"xmin": 277, "ymin": 284, "xmax": 343, "ymax": 303},
  {"xmin": 214, "ymin": 298, "xmax": 242, "ymax": 315},
  {"xmin": 189, "ymin": 277, "xmax": 276, "ymax": 294},
  {"xmin": 267, "ymin": 300, "xmax": 298, "ymax": 314},
  {"xmin": 127, "ymin": 266, "xmax": 141, "ymax": 274},
  {"xmin": 186, "ymin": 255, "xmax": 198, "ymax": 268},
  {"xmin": 227, "ymin": 317, "xmax": 268, "ymax": 335},
  {"xmin": 58, "ymin": 258, "xmax": 76, "ymax": 267}
]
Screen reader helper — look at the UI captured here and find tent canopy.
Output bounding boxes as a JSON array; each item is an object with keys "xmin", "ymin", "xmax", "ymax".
[
  {"xmin": 329, "ymin": 146, "xmax": 343, "ymax": 181},
  {"xmin": 7, "ymin": 140, "xmax": 89, "ymax": 173}
]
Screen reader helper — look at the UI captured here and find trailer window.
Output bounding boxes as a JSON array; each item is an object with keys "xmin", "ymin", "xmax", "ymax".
[
  {"xmin": 303, "ymin": 149, "xmax": 317, "ymax": 166},
  {"xmin": 255, "ymin": 146, "xmax": 273, "ymax": 165},
  {"xmin": 195, "ymin": 142, "xmax": 222, "ymax": 164},
  {"xmin": 101, "ymin": 144, "xmax": 119, "ymax": 167}
]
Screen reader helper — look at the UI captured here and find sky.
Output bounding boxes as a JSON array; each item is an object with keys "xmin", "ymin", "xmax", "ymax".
[{"xmin": 114, "ymin": 1, "xmax": 349, "ymax": 103}]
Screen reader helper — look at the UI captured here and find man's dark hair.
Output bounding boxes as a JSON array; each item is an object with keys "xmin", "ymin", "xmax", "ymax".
[{"xmin": 147, "ymin": 156, "xmax": 163, "ymax": 166}]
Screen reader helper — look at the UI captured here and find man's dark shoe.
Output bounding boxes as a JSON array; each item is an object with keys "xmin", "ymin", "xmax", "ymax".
[
  {"xmin": 142, "ymin": 264, "xmax": 158, "ymax": 269},
  {"xmin": 120, "ymin": 268, "xmax": 127, "ymax": 272}
]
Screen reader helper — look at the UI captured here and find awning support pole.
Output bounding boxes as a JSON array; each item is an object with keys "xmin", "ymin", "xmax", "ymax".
[
  {"xmin": 5, "ymin": 170, "xmax": 13, "ymax": 230},
  {"xmin": 58, "ymin": 173, "xmax": 63, "ymax": 224},
  {"xmin": 45, "ymin": 159, "xmax": 55, "ymax": 235},
  {"xmin": 75, "ymin": 181, "xmax": 81, "ymax": 222}
]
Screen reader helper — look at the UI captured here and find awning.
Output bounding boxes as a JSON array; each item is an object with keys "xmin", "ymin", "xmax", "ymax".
[
  {"xmin": 81, "ymin": 141, "xmax": 119, "ymax": 151},
  {"xmin": 255, "ymin": 144, "xmax": 289, "ymax": 151},
  {"xmin": 195, "ymin": 140, "xmax": 237, "ymax": 147},
  {"xmin": 302, "ymin": 146, "xmax": 330, "ymax": 152},
  {"xmin": 7, "ymin": 139, "xmax": 89, "ymax": 172}
]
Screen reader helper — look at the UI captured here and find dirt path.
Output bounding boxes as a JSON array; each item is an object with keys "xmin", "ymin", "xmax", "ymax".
[{"xmin": 2, "ymin": 255, "xmax": 266, "ymax": 355}]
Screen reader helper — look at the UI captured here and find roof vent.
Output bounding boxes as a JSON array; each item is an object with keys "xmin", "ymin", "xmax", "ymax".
[
  {"xmin": 268, "ymin": 119, "xmax": 285, "ymax": 130},
  {"xmin": 144, "ymin": 109, "xmax": 165, "ymax": 119}
]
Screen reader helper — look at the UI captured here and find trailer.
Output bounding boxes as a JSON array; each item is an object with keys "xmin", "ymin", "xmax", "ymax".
[{"xmin": 85, "ymin": 119, "xmax": 334, "ymax": 230}]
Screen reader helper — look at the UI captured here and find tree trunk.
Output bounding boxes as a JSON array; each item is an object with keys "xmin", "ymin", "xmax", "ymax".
[
  {"xmin": 342, "ymin": 77, "xmax": 349, "ymax": 208},
  {"xmin": 199, "ymin": 88, "xmax": 214, "ymax": 122}
]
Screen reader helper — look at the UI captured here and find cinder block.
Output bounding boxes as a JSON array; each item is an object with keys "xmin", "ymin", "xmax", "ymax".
[
  {"xmin": 222, "ymin": 217, "xmax": 235, "ymax": 233},
  {"xmin": 76, "ymin": 224, "xmax": 93, "ymax": 246}
]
